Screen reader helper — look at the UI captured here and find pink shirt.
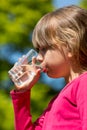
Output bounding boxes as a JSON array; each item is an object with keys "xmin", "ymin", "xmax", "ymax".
[{"xmin": 10, "ymin": 72, "xmax": 87, "ymax": 130}]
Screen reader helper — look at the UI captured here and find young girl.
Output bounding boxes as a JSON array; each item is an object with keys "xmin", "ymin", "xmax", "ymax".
[{"xmin": 10, "ymin": 5, "xmax": 87, "ymax": 130}]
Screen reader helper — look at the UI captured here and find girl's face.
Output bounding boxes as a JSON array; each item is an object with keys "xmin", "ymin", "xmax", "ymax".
[{"xmin": 36, "ymin": 45, "xmax": 70, "ymax": 78}]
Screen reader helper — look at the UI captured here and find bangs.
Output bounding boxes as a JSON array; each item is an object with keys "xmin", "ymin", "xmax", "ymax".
[
  {"xmin": 32, "ymin": 14, "xmax": 58, "ymax": 50},
  {"xmin": 32, "ymin": 28, "xmax": 53, "ymax": 50}
]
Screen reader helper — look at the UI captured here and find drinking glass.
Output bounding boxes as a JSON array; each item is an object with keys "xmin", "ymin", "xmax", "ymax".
[{"xmin": 8, "ymin": 49, "xmax": 40, "ymax": 86}]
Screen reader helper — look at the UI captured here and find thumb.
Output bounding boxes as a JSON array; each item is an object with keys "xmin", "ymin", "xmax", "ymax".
[{"xmin": 32, "ymin": 56, "xmax": 36, "ymax": 65}]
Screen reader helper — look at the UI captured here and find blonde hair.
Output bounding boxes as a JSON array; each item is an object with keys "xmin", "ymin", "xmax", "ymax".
[{"xmin": 32, "ymin": 5, "xmax": 87, "ymax": 70}]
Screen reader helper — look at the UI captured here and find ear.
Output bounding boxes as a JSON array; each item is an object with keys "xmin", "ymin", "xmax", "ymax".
[
  {"xmin": 67, "ymin": 52, "xmax": 73, "ymax": 58},
  {"xmin": 66, "ymin": 38, "xmax": 76, "ymax": 58},
  {"xmin": 66, "ymin": 44, "xmax": 73, "ymax": 58}
]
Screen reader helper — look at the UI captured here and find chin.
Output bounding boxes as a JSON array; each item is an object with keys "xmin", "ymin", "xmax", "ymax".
[{"xmin": 47, "ymin": 73, "xmax": 59, "ymax": 78}]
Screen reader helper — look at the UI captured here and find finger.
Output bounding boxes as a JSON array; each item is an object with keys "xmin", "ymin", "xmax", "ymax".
[
  {"xmin": 14, "ymin": 70, "xmax": 41, "ymax": 90},
  {"xmin": 9, "ymin": 65, "xmax": 23, "ymax": 80},
  {"xmin": 21, "ymin": 64, "xmax": 31, "ymax": 72},
  {"xmin": 28, "ymin": 71, "xmax": 36, "ymax": 78},
  {"xmin": 17, "ymin": 55, "xmax": 28, "ymax": 65},
  {"xmin": 14, "ymin": 71, "xmax": 25, "ymax": 82},
  {"xmin": 32, "ymin": 56, "xmax": 36, "ymax": 65},
  {"xmin": 36, "ymin": 68, "xmax": 41, "ymax": 75},
  {"xmin": 18, "ymin": 55, "xmax": 25, "ymax": 62},
  {"xmin": 15, "ymin": 70, "xmax": 34, "ymax": 81}
]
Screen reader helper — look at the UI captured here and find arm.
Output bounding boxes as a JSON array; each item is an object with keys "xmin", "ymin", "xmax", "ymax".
[
  {"xmin": 9, "ymin": 57, "xmax": 46, "ymax": 130},
  {"xmin": 76, "ymin": 74, "xmax": 87, "ymax": 130},
  {"xmin": 10, "ymin": 90, "xmax": 45, "ymax": 130}
]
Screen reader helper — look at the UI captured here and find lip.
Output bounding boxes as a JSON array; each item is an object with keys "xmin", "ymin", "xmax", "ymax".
[
  {"xmin": 39, "ymin": 63, "xmax": 48, "ymax": 73},
  {"xmin": 42, "ymin": 68, "xmax": 47, "ymax": 73},
  {"xmin": 42, "ymin": 66, "xmax": 49, "ymax": 73},
  {"xmin": 35, "ymin": 64, "xmax": 48, "ymax": 73}
]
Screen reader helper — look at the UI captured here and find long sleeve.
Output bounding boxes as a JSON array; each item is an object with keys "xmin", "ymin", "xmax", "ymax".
[
  {"xmin": 10, "ymin": 90, "xmax": 45, "ymax": 130},
  {"xmin": 76, "ymin": 75, "xmax": 87, "ymax": 130},
  {"xmin": 10, "ymin": 72, "xmax": 87, "ymax": 130}
]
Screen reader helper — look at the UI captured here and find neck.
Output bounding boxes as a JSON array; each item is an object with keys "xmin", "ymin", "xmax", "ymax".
[
  {"xmin": 65, "ymin": 68, "xmax": 86, "ymax": 84},
  {"xmin": 65, "ymin": 72, "xmax": 79, "ymax": 84}
]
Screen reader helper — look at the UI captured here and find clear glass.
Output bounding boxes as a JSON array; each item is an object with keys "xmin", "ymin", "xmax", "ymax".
[{"xmin": 8, "ymin": 49, "xmax": 41, "ymax": 86}]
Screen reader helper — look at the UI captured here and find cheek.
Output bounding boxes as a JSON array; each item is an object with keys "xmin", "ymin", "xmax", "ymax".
[
  {"xmin": 46, "ymin": 54, "xmax": 65, "ymax": 67},
  {"xmin": 45, "ymin": 56, "xmax": 68, "ymax": 78},
  {"xmin": 44, "ymin": 49, "xmax": 69, "ymax": 78}
]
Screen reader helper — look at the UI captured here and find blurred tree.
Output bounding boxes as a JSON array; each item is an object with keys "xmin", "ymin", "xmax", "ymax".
[
  {"xmin": 0, "ymin": 0, "xmax": 54, "ymax": 90},
  {"xmin": 0, "ymin": 90, "xmax": 14, "ymax": 130},
  {"xmin": 0, "ymin": 0, "xmax": 53, "ymax": 48},
  {"xmin": 0, "ymin": 1, "xmax": 56, "ymax": 130},
  {"xmin": 0, "ymin": 84, "xmax": 58, "ymax": 130},
  {"xmin": 80, "ymin": 0, "xmax": 87, "ymax": 8}
]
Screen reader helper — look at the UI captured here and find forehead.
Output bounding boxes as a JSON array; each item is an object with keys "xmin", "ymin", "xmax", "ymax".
[{"xmin": 32, "ymin": 19, "xmax": 60, "ymax": 50}]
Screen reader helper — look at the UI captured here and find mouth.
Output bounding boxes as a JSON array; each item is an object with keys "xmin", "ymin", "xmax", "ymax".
[
  {"xmin": 35, "ymin": 64, "xmax": 48, "ymax": 73},
  {"xmin": 36, "ymin": 62, "xmax": 48, "ymax": 73},
  {"xmin": 43, "ymin": 67, "xmax": 48, "ymax": 73}
]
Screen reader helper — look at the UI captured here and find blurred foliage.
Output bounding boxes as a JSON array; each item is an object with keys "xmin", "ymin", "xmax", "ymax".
[
  {"xmin": 0, "ymin": 83, "xmax": 58, "ymax": 130},
  {"xmin": 1, "ymin": 0, "xmax": 84, "ymax": 129},
  {"xmin": 80, "ymin": 0, "xmax": 87, "ymax": 8},
  {"xmin": 31, "ymin": 83, "xmax": 58, "ymax": 122},
  {"xmin": 0, "ymin": 0, "xmax": 53, "ymax": 48},
  {"xmin": 0, "ymin": 0, "xmax": 54, "ymax": 90},
  {"xmin": 0, "ymin": 90, "xmax": 14, "ymax": 130},
  {"xmin": 0, "ymin": 0, "xmax": 56, "ymax": 130}
]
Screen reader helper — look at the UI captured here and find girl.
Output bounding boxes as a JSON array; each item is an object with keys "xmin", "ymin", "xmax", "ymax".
[{"xmin": 10, "ymin": 5, "xmax": 87, "ymax": 130}]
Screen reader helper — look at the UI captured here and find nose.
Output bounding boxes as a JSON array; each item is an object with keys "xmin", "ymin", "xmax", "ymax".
[{"xmin": 36, "ymin": 53, "xmax": 44, "ymax": 63}]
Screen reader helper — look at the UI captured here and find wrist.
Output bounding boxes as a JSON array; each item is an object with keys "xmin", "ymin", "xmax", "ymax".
[
  {"xmin": 14, "ymin": 86, "xmax": 31, "ymax": 93},
  {"xmin": 14, "ymin": 89, "xmax": 28, "ymax": 93},
  {"xmin": 14, "ymin": 83, "xmax": 32, "ymax": 93}
]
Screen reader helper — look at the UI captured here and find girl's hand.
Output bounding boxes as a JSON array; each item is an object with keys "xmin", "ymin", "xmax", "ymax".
[{"xmin": 8, "ymin": 57, "xmax": 41, "ymax": 92}]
